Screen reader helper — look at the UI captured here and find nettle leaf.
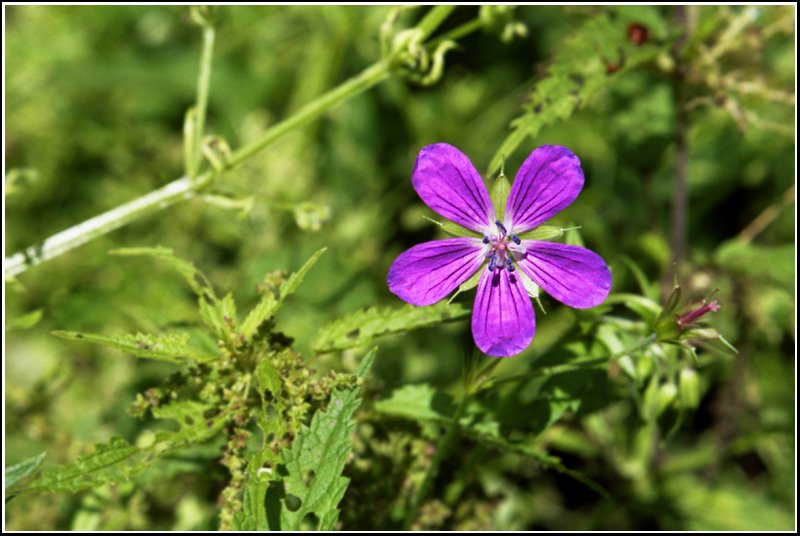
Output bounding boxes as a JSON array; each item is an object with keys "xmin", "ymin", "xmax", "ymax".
[
  {"xmin": 111, "ymin": 247, "xmax": 215, "ymax": 299},
  {"xmin": 151, "ymin": 400, "xmax": 226, "ymax": 444},
  {"xmin": 22, "ymin": 437, "xmax": 147, "ymax": 493},
  {"xmin": 6, "ymin": 452, "xmax": 46, "ymax": 491},
  {"xmin": 52, "ymin": 331, "xmax": 214, "ymax": 364},
  {"xmin": 240, "ymin": 248, "xmax": 326, "ymax": 343},
  {"xmin": 270, "ymin": 350, "xmax": 376, "ymax": 531},
  {"xmin": 314, "ymin": 302, "xmax": 470, "ymax": 353},
  {"xmin": 111, "ymin": 247, "xmax": 243, "ymax": 345}
]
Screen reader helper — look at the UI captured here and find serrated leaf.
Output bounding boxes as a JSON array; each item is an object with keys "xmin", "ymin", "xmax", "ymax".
[
  {"xmin": 152, "ymin": 400, "xmax": 224, "ymax": 444},
  {"xmin": 255, "ymin": 358, "xmax": 283, "ymax": 397},
  {"xmin": 110, "ymin": 247, "xmax": 215, "ymax": 299},
  {"xmin": 487, "ymin": 9, "xmax": 667, "ymax": 176},
  {"xmin": 6, "ymin": 452, "xmax": 46, "ymax": 490},
  {"xmin": 240, "ymin": 248, "xmax": 327, "ymax": 343},
  {"xmin": 22, "ymin": 437, "xmax": 145, "ymax": 493},
  {"xmin": 52, "ymin": 331, "xmax": 214, "ymax": 364},
  {"xmin": 267, "ymin": 349, "xmax": 375, "ymax": 530},
  {"xmin": 313, "ymin": 302, "xmax": 470, "ymax": 353},
  {"xmin": 111, "ymin": 247, "xmax": 236, "ymax": 343}
]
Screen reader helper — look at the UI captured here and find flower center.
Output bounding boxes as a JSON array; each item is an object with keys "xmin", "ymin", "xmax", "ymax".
[{"xmin": 483, "ymin": 221, "xmax": 522, "ymax": 272}]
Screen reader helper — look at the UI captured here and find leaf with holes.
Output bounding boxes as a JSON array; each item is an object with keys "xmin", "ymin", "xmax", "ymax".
[{"xmin": 271, "ymin": 350, "xmax": 375, "ymax": 530}]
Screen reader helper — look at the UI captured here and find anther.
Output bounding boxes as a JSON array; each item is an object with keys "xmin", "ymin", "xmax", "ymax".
[
  {"xmin": 495, "ymin": 220, "xmax": 507, "ymax": 236},
  {"xmin": 510, "ymin": 234, "xmax": 521, "ymax": 245},
  {"xmin": 482, "ymin": 236, "xmax": 490, "ymax": 244},
  {"xmin": 487, "ymin": 253, "xmax": 497, "ymax": 272},
  {"xmin": 505, "ymin": 258, "xmax": 515, "ymax": 272}
]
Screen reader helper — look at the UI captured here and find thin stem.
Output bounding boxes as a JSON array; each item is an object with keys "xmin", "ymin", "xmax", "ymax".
[
  {"xmin": 4, "ymin": 61, "xmax": 389, "ymax": 278},
  {"xmin": 5, "ymin": 176, "xmax": 201, "ymax": 278},
  {"xmin": 404, "ymin": 392, "xmax": 469, "ymax": 530},
  {"xmin": 665, "ymin": 5, "xmax": 692, "ymax": 293},
  {"xmin": 430, "ymin": 17, "xmax": 483, "ymax": 46},
  {"xmin": 192, "ymin": 24, "xmax": 216, "ymax": 177},
  {"xmin": 736, "ymin": 185, "xmax": 795, "ymax": 244},
  {"xmin": 5, "ymin": 6, "xmax": 461, "ymax": 278},
  {"xmin": 416, "ymin": 5, "xmax": 455, "ymax": 41},
  {"xmin": 226, "ymin": 61, "xmax": 390, "ymax": 169}
]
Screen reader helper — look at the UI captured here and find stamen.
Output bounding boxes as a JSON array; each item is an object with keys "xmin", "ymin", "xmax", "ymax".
[
  {"xmin": 510, "ymin": 234, "xmax": 521, "ymax": 245},
  {"xmin": 482, "ymin": 236, "xmax": 490, "ymax": 244},
  {"xmin": 487, "ymin": 253, "xmax": 497, "ymax": 272},
  {"xmin": 505, "ymin": 258, "xmax": 515, "ymax": 272},
  {"xmin": 495, "ymin": 220, "xmax": 507, "ymax": 236}
]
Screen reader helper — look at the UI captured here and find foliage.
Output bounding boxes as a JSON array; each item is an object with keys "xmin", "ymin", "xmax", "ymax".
[{"xmin": 5, "ymin": 5, "xmax": 795, "ymax": 531}]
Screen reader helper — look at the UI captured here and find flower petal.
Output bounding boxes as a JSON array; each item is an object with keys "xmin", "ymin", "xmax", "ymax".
[
  {"xmin": 472, "ymin": 268, "xmax": 535, "ymax": 357},
  {"xmin": 412, "ymin": 143, "xmax": 495, "ymax": 234},
  {"xmin": 505, "ymin": 145, "xmax": 584, "ymax": 233},
  {"xmin": 516, "ymin": 241, "xmax": 611, "ymax": 309},
  {"xmin": 388, "ymin": 238, "xmax": 485, "ymax": 306}
]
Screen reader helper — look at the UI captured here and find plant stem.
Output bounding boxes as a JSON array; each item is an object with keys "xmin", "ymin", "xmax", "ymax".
[
  {"xmin": 665, "ymin": 5, "xmax": 692, "ymax": 294},
  {"xmin": 5, "ymin": 5, "xmax": 461, "ymax": 278},
  {"xmin": 225, "ymin": 61, "xmax": 390, "ymax": 169},
  {"xmin": 403, "ymin": 392, "xmax": 468, "ymax": 530},
  {"xmin": 192, "ymin": 24, "xmax": 216, "ymax": 177},
  {"xmin": 416, "ymin": 5, "xmax": 455, "ymax": 41},
  {"xmin": 4, "ymin": 177, "xmax": 200, "ymax": 278}
]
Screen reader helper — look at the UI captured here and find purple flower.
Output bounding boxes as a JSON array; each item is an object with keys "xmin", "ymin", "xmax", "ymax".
[{"xmin": 387, "ymin": 143, "xmax": 612, "ymax": 357}]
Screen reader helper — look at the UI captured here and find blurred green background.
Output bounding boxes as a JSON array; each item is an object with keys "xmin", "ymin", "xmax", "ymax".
[{"xmin": 5, "ymin": 5, "xmax": 795, "ymax": 530}]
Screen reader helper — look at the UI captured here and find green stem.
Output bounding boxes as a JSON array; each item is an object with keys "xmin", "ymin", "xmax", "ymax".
[
  {"xmin": 431, "ymin": 17, "xmax": 483, "ymax": 45},
  {"xmin": 416, "ymin": 5, "xmax": 455, "ymax": 41},
  {"xmin": 193, "ymin": 24, "xmax": 216, "ymax": 176},
  {"xmin": 5, "ymin": 176, "xmax": 202, "ymax": 278},
  {"xmin": 226, "ymin": 61, "xmax": 390, "ymax": 169},
  {"xmin": 404, "ymin": 392, "xmax": 469, "ymax": 530},
  {"xmin": 4, "ymin": 7, "xmax": 461, "ymax": 278}
]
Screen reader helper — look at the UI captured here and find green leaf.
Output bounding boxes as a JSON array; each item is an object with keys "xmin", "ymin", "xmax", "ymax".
[
  {"xmin": 490, "ymin": 171, "xmax": 511, "ymax": 221},
  {"xmin": 375, "ymin": 383, "xmax": 457, "ymax": 422},
  {"xmin": 5, "ymin": 309, "xmax": 43, "ymax": 331},
  {"xmin": 22, "ymin": 437, "xmax": 145, "ymax": 493},
  {"xmin": 269, "ymin": 349, "xmax": 376, "ymax": 530},
  {"xmin": 6, "ymin": 452, "xmax": 46, "ymax": 490},
  {"xmin": 240, "ymin": 248, "xmax": 326, "ymax": 343},
  {"xmin": 516, "ymin": 225, "xmax": 570, "ymax": 241},
  {"xmin": 151, "ymin": 400, "xmax": 225, "ymax": 444},
  {"xmin": 233, "ymin": 471, "xmax": 271, "ymax": 531},
  {"xmin": 111, "ymin": 247, "xmax": 236, "ymax": 343},
  {"xmin": 110, "ymin": 247, "xmax": 215, "ymax": 300},
  {"xmin": 422, "ymin": 215, "xmax": 480, "ymax": 238},
  {"xmin": 52, "ymin": 331, "xmax": 214, "ymax": 364},
  {"xmin": 313, "ymin": 302, "xmax": 470, "ymax": 353}
]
